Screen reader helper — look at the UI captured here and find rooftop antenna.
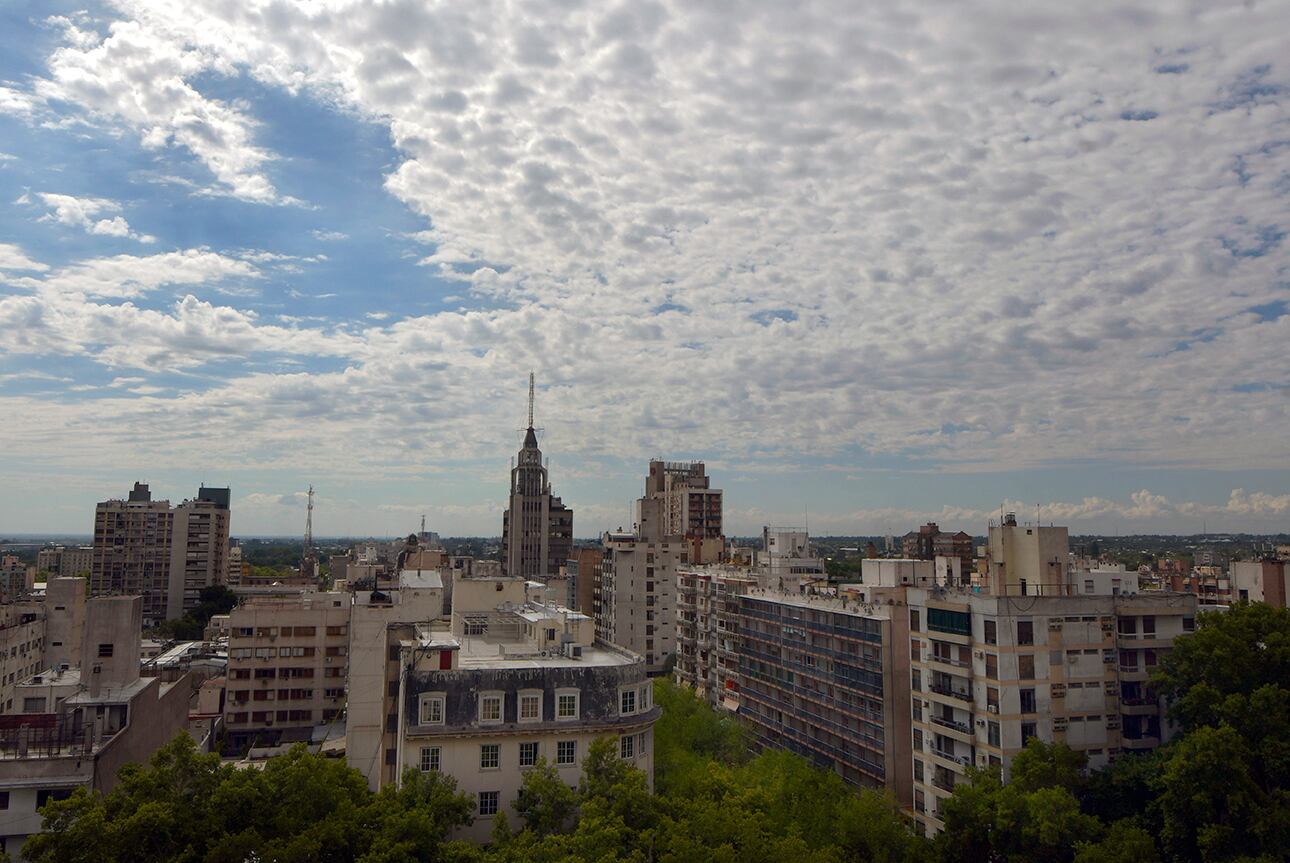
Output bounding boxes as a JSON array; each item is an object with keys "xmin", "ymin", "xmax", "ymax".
[
  {"xmin": 528, "ymin": 371, "xmax": 535, "ymax": 429},
  {"xmin": 420, "ymin": 513, "xmax": 426, "ymax": 536},
  {"xmin": 304, "ymin": 485, "xmax": 314, "ymax": 555}
]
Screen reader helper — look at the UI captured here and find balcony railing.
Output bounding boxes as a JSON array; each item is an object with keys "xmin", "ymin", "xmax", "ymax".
[
  {"xmin": 929, "ymin": 683, "xmax": 974, "ymax": 702},
  {"xmin": 931, "ymin": 747, "xmax": 970, "ymax": 766},
  {"xmin": 931, "ymin": 716, "xmax": 973, "ymax": 734}
]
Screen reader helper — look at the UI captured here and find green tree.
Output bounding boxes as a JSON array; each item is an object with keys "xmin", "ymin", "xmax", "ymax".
[{"xmin": 512, "ymin": 758, "xmax": 576, "ymax": 836}]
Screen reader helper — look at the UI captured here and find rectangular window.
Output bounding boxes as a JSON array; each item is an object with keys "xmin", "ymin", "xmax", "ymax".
[
  {"xmin": 983, "ymin": 620, "xmax": 997, "ymax": 645},
  {"xmin": 419, "ymin": 695, "xmax": 444, "ymax": 725},
  {"xmin": 928, "ymin": 608, "xmax": 971, "ymax": 636},
  {"xmin": 985, "ymin": 653, "xmax": 998, "ymax": 679},
  {"xmin": 557, "ymin": 692, "xmax": 579, "ymax": 720},
  {"xmin": 556, "ymin": 740, "xmax": 577, "ymax": 765},
  {"xmin": 519, "ymin": 693, "xmax": 541, "ymax": 721},
  {"xmin": 1017, "ymin": 620, "xmax": 1034, "ymax": 645},
  {"xmin": 1018, "ymin": 654, "xmax": 1035, "ymax": 679},
  {"xmin": 478, "ymin": 791, "xmax": 499, "ymax": 817},
  {"xmin": 98, "ymin": 643, "xmax": 113, "ymax": 658},
  {"xmin": 620, "ymin": 734, "xmax": 635, "ymax": 759},
  {"xmin": 420, "ymin": 746, "xmax": 440, "ymax": 772},
  {"xmin": 1142, "ymin": 616, "xmax": 1156, "ymax": 635},
  {"xmin": 1183, "ymin": 617, "xmax": 1195, "ymax": 632},
  {"xmin": 988, "ymin": 721, "xmax": 1000, "ymax": 747},
  {"xmin": 0, "ymin": 791, "xmax": 8, "ymax": 810},
  {"xmin": 480, "ymin": 744, "xmax": 500, "ymax": 770},
  {"xmin": 640, "ymin": 684, "xmax": 651, "ymax": 710},
  {"xmin": 519, "ymin": 741, "xmax": 539, "ymax": 767},
  {"xmin": 480, "ymin": 694, "xmax": 502, "ymax": 723},
  {"xmin": 910, "ymin": 609, "xmax": 921, "ymax": 631},
  {"xmin": 621, "ymin": 689, "xmax": 636, "ymax": 715},
  {"xmin": 1020, "ymin": 688, "xmax": 1036, "ymax": 713},
  {"xmin": 1021, "ymin": 722, "xmax": 1038, "ymax": 743}
]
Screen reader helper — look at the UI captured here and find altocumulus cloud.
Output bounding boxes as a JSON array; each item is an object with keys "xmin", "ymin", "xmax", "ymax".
[{"xmin": 0, "ymin": 0, "xmax": 1288, "ymax": 533}]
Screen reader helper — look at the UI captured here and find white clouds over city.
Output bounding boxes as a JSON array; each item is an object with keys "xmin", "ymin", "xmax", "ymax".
[{"xmin": 0, "ymin": 0, "xmax": 1287, "ymax": 533}]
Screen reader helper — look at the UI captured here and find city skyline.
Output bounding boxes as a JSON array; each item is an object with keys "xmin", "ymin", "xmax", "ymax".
[{"xmin": 2, "ymin": 1, "xmax": 1289, "ymax": 536}]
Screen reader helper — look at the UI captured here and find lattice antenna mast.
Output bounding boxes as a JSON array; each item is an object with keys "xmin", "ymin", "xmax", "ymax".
[
  {"xmin": 527, "ymin": 371, "xmax": 535, "ymax": 428},
  {"xmin": 304, "ymin": 485, "xmax": 314, "ymax": 554}
]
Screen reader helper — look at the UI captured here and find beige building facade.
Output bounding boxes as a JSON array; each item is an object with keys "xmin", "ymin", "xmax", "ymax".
[{"xmin": 223, "ymin": 591, "xmax": 350, "ymax": 750}]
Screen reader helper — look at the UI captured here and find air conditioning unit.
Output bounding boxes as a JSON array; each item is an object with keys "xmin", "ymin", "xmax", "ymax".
[{"xmin": 986, "ymin": 705, "xmax": 999, "ymax": 714}]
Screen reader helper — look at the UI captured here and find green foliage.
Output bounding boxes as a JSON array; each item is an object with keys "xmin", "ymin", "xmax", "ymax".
[
  {"xmin": 512, "ymin": 758, "xmax": 576, "ymax": 836},
  {"xmin": 154, "ymin": 585, "xmax": 238, "ymax": 640},
  {"xmin": 23, "ymin": 734, "xmax": 475, "ymax": 863}
]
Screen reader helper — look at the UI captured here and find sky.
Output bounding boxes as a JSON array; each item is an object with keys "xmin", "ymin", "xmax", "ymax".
[{"xmin": 0, "ymin": 0, "xmax": 1288, "ymax": 539}]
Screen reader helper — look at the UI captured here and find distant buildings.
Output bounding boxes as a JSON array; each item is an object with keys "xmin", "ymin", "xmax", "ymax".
[
  {"xmin": 89, "ymin": 482, "xmax": 230, "ymax": 627},
  {"xmin": 35, "ymin": 546, "xmax": 93, "ymax": 579},
  {"xmin": 0, "ymin": 556, "xmax": 34, "ymax": 600},
  {"xmin": 636, "ymin": 460, "xmax": 723, "ymax": 564},
  {"xmin": 501, "ymin": 380, "xmax": 573, "ymax": 580},
  {"xmin": 597, "ymin": 531, "xmax": 685, "ymax": 674},
  {"xmin": 900, "ymin": 523, "xmax": 973, "ymax": 576}
]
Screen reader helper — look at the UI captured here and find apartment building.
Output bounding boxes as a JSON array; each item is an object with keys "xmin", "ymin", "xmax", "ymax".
[
  {"xmin": 0, "ymin": 579, "xmax": 87, "ymax": 715},
  {"xmin": 0, "ymin": 595, "xmax": 191, "ymax": 860},
  {"xmin": 727, "ymin": 588, "xmax": 912, "ymax": 804},
  {"xmin": 759, "ymin": 528, "xmax": 827, "ymax": 591},
  {"xmin": 1230, "ymin": 560, "xmax": 1288, "ymax": 607},
  {"xmin": 597, "ymin": 531, "xmax": 685, "ymax": 674},
  {"xmin": 0, "ymin": 557, "xmax": 33, "ymax": 600},
  {"xmin": 223, "ymin": 592, "xmax": 351, "ymax": 751},
  {"xmin": 347, "ymin": 571, "xmax": 446, "ymax": 790},
  {"xmin": 906, "ymin": 587, "xmax": 1198, "ymax": 835},
  {"xmin": 674, "ymin": 566, "xmax": 756, "ymax": 709},
  {"xmin": 35, "ymin": 547, "xmax": 93, "ymax": 579},
  {"xmin": 90, "ymin": 482, "xmax": 230, "ymax": 627},
  {"xmin": 568, "ymin": 547, "xmax": 603, "ymax": 614},
  {"xmin": 391, "ymin": 577, "xmax": 658, "ymax": 842},
  {"xmin": 637, "ymin": 460, "xmax": 723, "ymax": 564}
]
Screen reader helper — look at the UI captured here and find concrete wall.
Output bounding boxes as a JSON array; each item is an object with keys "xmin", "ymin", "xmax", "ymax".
[
  {"xmin": 80, "ymin": 596, "xmax": 142, "ymax": 690},
  {"xmin": 43, "ymin": 578, "xmax": 86, "ymax": 672}
]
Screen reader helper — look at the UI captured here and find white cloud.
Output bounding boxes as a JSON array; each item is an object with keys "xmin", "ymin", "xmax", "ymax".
[
  {"xmin": 312, "ymin": 229, "xmax": 349, "ymax": 241},
  {"xmin": 0, "ymin": 243, "xmax": 48, "ymax": 273},
  {"xmin": 1, "ymin": 0, "xmax": 1289, "ymax": 533},
  {"xmin": 35, "ymin": 193, "xmax": 155, "ymax": 243}
]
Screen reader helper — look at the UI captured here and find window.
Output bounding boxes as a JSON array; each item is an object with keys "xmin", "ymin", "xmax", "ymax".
[
  {"xmin": 1020, "ymin": 688, "xmax": 1036, "ymax": 713},
  {"xmin": 983, "ymin": 620, "xmax": 997, "ymax": 645},
  {"xmin": 914, "ymin": 759, "xmax": 924, "ymax": 782},
  {"xmin": 478, "ymin": 791, "xmax": 499, "ymax": 817},
  {"xmin": 36, "ymin": 788, "xmax": 73, "ymax": 809},
  {"xmin": 0, "ymin": 791, "xmax": 7, "ymax": 810},
  {"xmin": 637, "ymin": 731, "xmax": 648, "ymax": 754},
  {"xmin": 1021, "ymin": 722, "xmax": 1038, "ymax": 743},
  {"xmin": 557, "ymin": 691, "xmax": 579, "ymax": 720},
  {"xmin": 987, "ymin": 687, "xmax": 999, "ymax": 711},
  {"xmin": 1018, "ymin": 654, "xmax": 1035, "ymax": 679},
  {"xmin": 620, "ymin": 688, "xmax": 636, "ymax": 715},
  {"xmin": 985, "ymin": 653, "xmax": 998, "ymax": 679},
  {"xmin": 620, "ymin": 734, "xmax": 635, "ymax": 759},
  {"xmin": 910, "ymin": 609, "xmax": 921, "ymax": 631},
  {"xmin": 1183, "ymin": 617, "xmax": 1195, "ymax": 632},
  {"xmin": 556, "ymin": 740, "xmax": 577, "ymax": 765},
  {"xmin": 1084, "ymin": 579, "xmax": 1095, "ymax": 593},
  {"xmin": 420, "ymin": 746, "xmax": 440, "ymax": 772},
  {"xmin": 480, "ymin": 744, "xmax": 500, "ymax": 770},
  {"xmin": 419, "ymin": 694, "xmax": 445, "ymax": 725},
  {"xmin": 1017, "ymin": 620, "xmax": 1034, "ymax": 645},
  {"xmin": 640, "ymin": 684, "xmax": 651, "ymax": 710},
  {"xmin": 97, "ymin": 643, "xmax": 113, "ymax": 658},
  {"xmin": 519, "ymin": 692, "xmax": 541, "ymax": 722},
  {"xmin": 479, "ymin": 694, "xmax": 502, "ymax": 724},
  {"xmin": 1144, "ymin": 649, "xmax": 1158, "ymax": 667},
  {"xmin": 911, "ymin": 670, "xmax": 921, "ymax": 692},
  {"xmin": 928, "ymin": 608, "xmax": 970, "ymax": 636},
  {"xmin": 1142, "ymin": 616, "xmax": 1156, "ymax": 635},
  {"xmin": 988, "ymin": 721, "xmax": 1000, "ymax": 747},
  {"xmin": 519, "ymin": 741, "xmax": 539, "ymax": 767}
]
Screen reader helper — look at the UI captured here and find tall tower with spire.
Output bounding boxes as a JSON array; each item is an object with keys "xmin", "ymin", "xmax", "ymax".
[{"xmin": 502, "ymin": 373, "xmax": 573, "ymax": 579}]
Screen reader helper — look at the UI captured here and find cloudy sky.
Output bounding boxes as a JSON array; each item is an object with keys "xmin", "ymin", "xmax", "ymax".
[{"xmin": 1, "ymin": 0, "xmax": 1288, "ymax": 538}]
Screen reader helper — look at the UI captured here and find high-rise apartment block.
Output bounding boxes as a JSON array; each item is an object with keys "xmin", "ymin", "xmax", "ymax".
[
  {"xmin": 674, "ymin": 566, "xmax": 755, "ymax": 709},
  {"xmin": 501, "ymin": 379, "xmax": 573, "ymax": 580},
  {"xmin": 906, "ymin": 588, "xmax": 1197, "ymax": 834},
  {"xmin": 0, "ymin": 556, "xmax": 34, "ymax": 599},
  {"xmin": 223, "ymin": 591, "xmax": 351, "ymax": 750},
  {"xmin": 729, "ymin": 588, "xmax": 912, "ymax": 802},
  {"xmin": 637, "ymin": 460, "xmax": 723, "ymax": 563},
  {"xmin": 985, "ymin": 514, "xmax": 1070, "ymax": 595},
  {"xmin": 597, "ymin": 531, "xmax": 685, "ymax": 674},
  {"xmin": 90, "ymin": 482, "xmax": 230, "ymax": 627}
]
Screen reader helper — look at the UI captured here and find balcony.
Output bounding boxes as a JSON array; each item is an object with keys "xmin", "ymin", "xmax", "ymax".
[
  {"xmin": 931, "ymin": 747, "xmax": 971, "ymax": 767},
  {"xmin": 929, "ymin": 683, "xmax": 974, "ymax": 703},
  {"xmin": 931, "ymin": 715, "xmax": 973, "ymax": 735},
  {"xmin": 927, "ymin": 652, "xmax": 971, "ymax": 669},
  {"xmin": 931, "ymin": 773, "xmax": 956, "ymax": 792}
]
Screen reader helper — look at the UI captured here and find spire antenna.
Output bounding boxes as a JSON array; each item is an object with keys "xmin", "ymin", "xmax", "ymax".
[{"xmin": 527, "ymin": 371, "xmax": 535, "ymax": 428}]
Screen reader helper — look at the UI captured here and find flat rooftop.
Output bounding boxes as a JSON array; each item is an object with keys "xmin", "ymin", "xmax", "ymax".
[{"xmin": 410, "ymin": 621, "xmax": 636, "ymax": 669}]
